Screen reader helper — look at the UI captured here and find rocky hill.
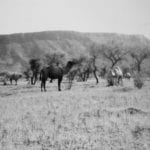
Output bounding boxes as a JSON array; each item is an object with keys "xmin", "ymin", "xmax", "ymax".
[{"xmin": 0, "ymin": 31, "xmax": 150, "ymax": 72}]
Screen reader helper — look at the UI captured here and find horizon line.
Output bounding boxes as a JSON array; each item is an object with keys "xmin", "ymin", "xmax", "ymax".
[{"xmin": 0, "ymin": 30, "xmax": 148, "ymax": 38}]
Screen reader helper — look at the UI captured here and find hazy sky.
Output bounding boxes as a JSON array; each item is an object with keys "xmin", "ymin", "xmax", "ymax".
[{"xmin": 0, "ymin": 0, "xmax": 150, "ymax": 37}]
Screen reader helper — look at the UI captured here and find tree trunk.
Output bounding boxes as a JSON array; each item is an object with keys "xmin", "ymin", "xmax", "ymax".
[
  {"xmin": 93, "ymin": 69, "xmax": 99, "ymax": 84},
  {"xmin": 33, "ymin": 74, "xmax": 38, "ymax": 85},
  {"xmin": 111, "ymin": 62, "xmax": 116, "ymax": 69},
  {"xmin": 91, "ymin": 57, "xmax": 99, "ymax": 84},
  {"xmin": 31, "ymin": 77, "xmax": 34, "ymax": 85},
  {"xmin": 137, "ymin": 64, "xmax": 141, "ymax": 73}
]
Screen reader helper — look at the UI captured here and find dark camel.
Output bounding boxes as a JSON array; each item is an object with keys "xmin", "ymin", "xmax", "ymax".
[
  {"xmin": 9, "ymin": 73, "xmax": 22, "ymax": 85},
  {"xmin": 1, "ymin": 72, "xmax": 22, "ymax": 85},
  {"xmin": 40, "ymin": 61, "xmax": 76, "ymax": 92}
]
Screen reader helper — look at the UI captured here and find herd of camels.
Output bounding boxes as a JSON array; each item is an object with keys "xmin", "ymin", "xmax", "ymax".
[{"xmin": 0, "ymin": 60, "xmax": 131, "ymax": 92}]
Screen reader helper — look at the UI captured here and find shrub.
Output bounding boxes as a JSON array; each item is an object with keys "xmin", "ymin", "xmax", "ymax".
[{"xmin": 133, "ymin": 75, "xmax": 144, "ymax": 89}]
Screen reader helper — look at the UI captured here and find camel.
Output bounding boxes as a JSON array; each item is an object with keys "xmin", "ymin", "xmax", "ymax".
[
  {"xmin": 114, "ymin": 66, "xmax": 123, "ymax": 84},
  {"xmin": 0, "ymin": 72, "xmax": 22, "ymax": 85},
  {"xmin": 8, "ymin": 73, "xmax": 22, "ymax": 85},
  {"xmin": 107, "ymin": 66, "xmax": 123, "ymax": 86},
  {"xmin": 40, "ymin": 61, "xmax": 76, "ymax": 92}
]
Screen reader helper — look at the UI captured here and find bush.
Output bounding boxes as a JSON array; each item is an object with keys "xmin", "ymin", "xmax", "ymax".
[{"xmin": 133, "ymin": 75, "xmax": 144, "ymax": 89}]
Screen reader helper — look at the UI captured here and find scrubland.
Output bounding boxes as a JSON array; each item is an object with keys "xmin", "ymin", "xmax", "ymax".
[{"xmin": 0, "ymin": 78, "xmax": 150, "ymax": 150}]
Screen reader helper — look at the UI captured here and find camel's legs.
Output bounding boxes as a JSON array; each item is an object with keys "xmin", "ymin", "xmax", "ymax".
[
  {"xmin": 41, "ymin": 80, "xmax": 46, "ymax": 92},
  {"xmin": 41, "ymin": 81, "xmax": 43, "ymax": 92},
  {"xmin": 58, "ymin": 77, "xmax": 62, "ymax": 91},
  {"xmin": 41, "ymin": 80, "xmax": 47, "ymax": 92},
  {"xmin": 44, "ymin": 81, "xmax": 47, "ymax": 92}
]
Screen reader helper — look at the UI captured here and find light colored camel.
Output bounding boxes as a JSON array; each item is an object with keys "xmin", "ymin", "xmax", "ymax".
[{"xmin": 107, "ymin": 66, "xmax": 123, "ymax": 86}]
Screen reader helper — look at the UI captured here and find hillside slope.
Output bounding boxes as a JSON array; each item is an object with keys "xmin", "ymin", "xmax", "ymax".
[{"xmin": 0, "ymin": 31, "xmax": 150, "ymax": 72}]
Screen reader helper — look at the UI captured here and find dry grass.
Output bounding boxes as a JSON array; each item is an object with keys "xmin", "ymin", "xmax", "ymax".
[{"xmin": 0, "ymin": 78, "xmax": 150, "ymax": 150}]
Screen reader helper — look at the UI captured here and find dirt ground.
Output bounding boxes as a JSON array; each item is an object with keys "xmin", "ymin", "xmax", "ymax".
[{"xmin": 0, "ymin": 78, "xmax": 150, "ymax": 150}]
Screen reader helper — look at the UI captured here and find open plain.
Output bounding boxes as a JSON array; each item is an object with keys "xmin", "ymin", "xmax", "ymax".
[{"xmin": 0, "ymin": 78, "xmax": 150, "ymax": 150}]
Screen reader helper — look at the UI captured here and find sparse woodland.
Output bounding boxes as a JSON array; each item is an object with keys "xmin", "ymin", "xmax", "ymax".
[{"xmin": 0, "ymin": 31, "xmax": 150, "ymax": 150}]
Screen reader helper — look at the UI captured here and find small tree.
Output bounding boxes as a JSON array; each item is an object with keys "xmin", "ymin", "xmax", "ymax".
[
  {"xmin": 73, "ymin": 55, "xmax": 91, "ymax": 82},
  {"xmin": 101, "ymin": 43, "xmax": 128, "ymax": 68},
  {"xmin": 130, "ymin": 49, "xmax": 150, "ymax": 73},
  {"xmin": 134, "ymin": 75, "xmax": 144, "ymax": 89},
  {"xmin": 29, "ymin": 58, "xmax": 41, "ymax": 85},
  {"xmin": 66, "ymin": 55, "xmax": 90, "ymax": 84},
  {"xmin": 43, "ymin": 52, "xmax": 66, "ymax": 67},
  {"xmin": 89, "ymin": 44, "xmax": 102, "ymax": 84},
  {"xmin": 23, "ymin": 67, "xmax": 32, "ymax": 82},
  {"xmin": 99, "ymin": 65, "xmax": 107, "ymax": 78}
]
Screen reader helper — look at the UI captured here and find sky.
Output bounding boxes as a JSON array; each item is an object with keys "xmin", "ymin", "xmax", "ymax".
[{"xmin": 0, "ymin": 0, "xmax": 150, "ymax": 38}]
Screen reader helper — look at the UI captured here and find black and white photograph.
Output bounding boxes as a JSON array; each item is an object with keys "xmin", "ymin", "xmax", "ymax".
[{"xmin": 0, "ymin": 0, "xmax": 150, "ymax": 149}]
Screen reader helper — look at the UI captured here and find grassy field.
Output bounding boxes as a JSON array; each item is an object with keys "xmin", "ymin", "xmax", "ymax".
[{"xmin": 0, "ymin": 78, "xmax": 150, "ymax": 150}]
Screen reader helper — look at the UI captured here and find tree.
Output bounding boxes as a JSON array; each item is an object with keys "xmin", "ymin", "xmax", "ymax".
[
  {"xmin": 23, "ymin": 67, "xmax": 32, "ymax": 82},
  {"xmin": 66, "ymin": 54, "xmax": 99, "ymax": 89},
  {"xmin": 130, "ymin": 48, "xmax": 150, "ymax": 73},
  {"xmin": 90, "ymin": 55, "xmax": 99, "ymax": 84},
  {"xmin": 101, "ymin": 42, "xmax": 128, "ymax": 68},
  {"xmin": 72, "ymin": 55, "xmax": 90, "ymax": 82},
  {"xmin": 29, "ymin": 58, "xmax": 41, "ymax": 85},
  {"xmin": 43, "ymin": 52, "xmax": 66, "ymax": 67},
  {"xmin": 88, "ymin": 44, "xmax": 102, "ymax": 84},
  {"xmin": 66, "ymin": 55, "xmax": 90, "ymax": 87},
  {"xmin": 99, "ymin": 65, "xmax": 107, "ymax": 78}
]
